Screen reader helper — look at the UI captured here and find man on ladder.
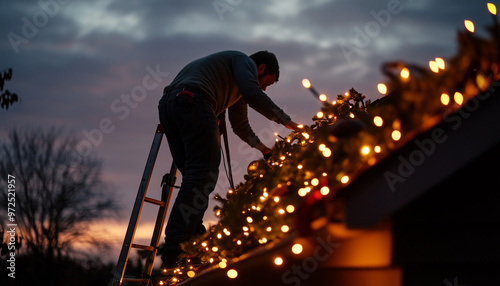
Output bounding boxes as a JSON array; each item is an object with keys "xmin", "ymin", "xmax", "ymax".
[{"xmin": 158, "ymin": 50, "xmax": 301, "ymax": 270}]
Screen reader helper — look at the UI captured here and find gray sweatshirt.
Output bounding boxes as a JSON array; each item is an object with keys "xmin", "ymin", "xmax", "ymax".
[{"xmin": 163, "ymin": 50, "xmax": 291, "ymax": 147}]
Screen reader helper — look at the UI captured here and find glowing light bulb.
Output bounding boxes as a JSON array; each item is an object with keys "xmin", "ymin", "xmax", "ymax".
[
  {"xmin": 212, "ymin": 246, "xmax": 218, "ymax": 252},
  {"xmin": 374, "ymin": 145, "xmax": 382, "ymax": 153},
  {"xmin": 319, "ymin": 94, "xmax": 327, "ymax": 102},
  {"xmin": 373, "ymin": 116, "xmax": 383, "ymax": 127},
  {"xmin": 302, "ymin": 79, "xmax": 311, "ymax": 88},
  {"xmin": 227, "ymin": 269, "xmax": 238, "ymax": 279},
  {"xmin": 274, "ymin": 196, "xmax": 280, "ymax": 203},
  {"xmin": 340, "ymin": 175, "xmax": 349, "ymax": 184},
  {"xmin": 440, "ymin": 93, "xmax": 450, "ymax": 105},
  {"xmin": 435, "ymin": 57, "xmax": 445, "ymax": 70},
  {"xmin": 246, "ymin": 217, "xmax": 253, "ymax": 223},
  {"xmin": 361, "ymin": 146, "xmax": 370, "ymax": 155},
  {"xmin": 292, "ymin": 243, "xmax": 303, "ymax": 254},
  {"xmin": 322, "ymin": 147, "xmax": 332, "ymax": 158},
  {"xmin": 318, "ymin": 144, "xmax": 326, "ymax": 151},
  {"xmin": 187, "ymin": 270, "xmax": 196, "ymax": 278},
  {"xmin": 316, "ymin": 111, "xmax": 324, "ymax": 118},
  {"xmin": 454, "ymin": 92, "xmax": 464, "ymax": 105},
  {"xmin": 274, "ymin": 257, "xmax": 284, "ymax": 266},
  {"xmin": 488, "ymin": 3, "xmax": 497, "ymax": 15},
  {"xmin": 320, "ymin": 186, "xmax": 330, "ymax": 196},
  {"xmin": 297, "ymin": 164, "xmax": 303, "ymax": 170},
  {"xmin": 278, "ymin": 209, "xmax": 285, "ymax": 214},
  {"xmin": 464, "ymin": 20, "xmax": 474, "ymax": 33},
  {"xmin": 429, "ymin": 60, "xmax": 439, "ymax": 73},
  {"xmin": 400, "ymin": 67, "xmax": 410, "ymax": 79},
  {"xmin": 392, "ymin": 130, "xmax": 402, "ymax": 141},
  {"xmin": 281, "ymin": 225, "xmax": 290, "ymax": 232},
  {"xmin": 286, "ymin": 205, "xmax": 295, "ymax": 213},
  {"xmin": 298, "ymin": 188, "xmax": 307, "ymax": 197},
  {"xmin": 266, "ymin": 226, "xmax": 272, "ymax": 232},
  {"xmin": 311, "ymin": 178, "xmax": 319, "ymax": 186},
  {"xmin": 377, "ymin": 83, "xmax": 387, "ymax": 95}
]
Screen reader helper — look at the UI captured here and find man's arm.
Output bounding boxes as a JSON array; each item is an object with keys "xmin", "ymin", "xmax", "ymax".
[
  {"xmin": 228, "ymin": 98, "xmax": 262, "ymax": 148},
  {"xmin": 231, "ymin": 55, "xmax": 291, "ymax": 125}
]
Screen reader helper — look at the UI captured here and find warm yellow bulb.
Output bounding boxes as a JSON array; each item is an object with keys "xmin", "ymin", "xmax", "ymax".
[
  {"xmin": 292, "ymin": 243, "xmax": 303, "ymax": 254},
  {"xmin": 340, "ymin": 175, "xmax": 349, "ymax": 184},
  {"xmin": 322, "ymin": 147, "xmax": 332, "ymax": 158},
  {"xmin": 316, "ymin": 111, "xmax": 324, "ymax": 118},
  {"xmin": 266, "ymin": 227, "xmax": 272, "ymax": 232},
  {"xmin": 298, "ymin": 188, "xmax": 307, "ymax": 197},
  {"xmin": 281, "ymin": 225, "xmax": 290, "ymax": 232},
  {"xmin": 320, "ymin": 186, "xmax": 330, "ymax": 196},
  {"xmin": 278, "ymin": 209, "xmax": 285, "ymax": 214},
  {"xmin": 488, "ymin": 3, "xmax": 497, "ymax": 15},
  {"xmin": 286, "ymin": 205, "xmax": 295, "ymax": 213},
  {"xmin": 311, "ymin": 178, "xmax": 319, "ymax": 186},
  {"xmin": 440, "ymin": 93, "xmax": 450, "ymax": 106},
  {"xmin": 227, "ymin": 269, "xmax": 238, "ymax": 279},
  {"xmin": 319, "ymin": 94, "xmax": 327, "ymax": 102},
  {"xmin": 302, "ymin": 79, "xmax": 311, "ymax": 88},
  {"xmin": 187, "ymin": 270, "xmax": 196, "ymax": 278},
  {"xmin": 377, "ymin": 83, "xmax": 387, "ymax": 95},
  {"xmin": 400, "ymin": 67, "xmax": 410, "ymax": 79},
  {"xmin": 373, "ymin": 116, "xmax": 383, "ymax": 127},
  {"xmin": 435, "ymin": 57, "xmax": 445, "ymax": 70},
  {"xmin": 274, "ymin": 257, "xmax": 284, "ymax": 266},
  {"xmin": 246, "ymin": 217, "xmax": 253, "ymax": 223},
  {"xmin": 212, "ymin": 246, "xmax": 218, "ymax": 252},
  {"xmin": 297, "ymin": 164, "xmax": 303, "ymax": 170},
  {"xmin": 374, "ymin": 145, "xmax": 382, "ymax": 153},
  {"xmin": 361, "ymin": 146, "xmax": 370, "ymax": 155},
  {"xmin": 464, "ymin": 20, "xmax": 475, "ymax": 33},
  {"xmin": 392, "ymin": 130, "xmax": 402, "ymax": 141},
  {"xmin": 454, "ymin": 92, "xmax": 464, "ymax": 105},
  {"xmin": 429, "ymin": 60, "xmax": 439, "ymax": 73}
]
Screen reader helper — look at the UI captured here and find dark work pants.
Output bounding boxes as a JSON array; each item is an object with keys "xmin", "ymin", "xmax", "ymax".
[{"xmin": 158, "ymin": 88, "xmax": 221, "ymax": 258}]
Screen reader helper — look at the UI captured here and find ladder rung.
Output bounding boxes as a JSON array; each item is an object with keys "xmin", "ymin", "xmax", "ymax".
[
  {"xmin": 132, "ymin": 243, "xmax": 155, "ymax": 251},
  {"xmin": 144, "ymin": 196, "xmax": 165, "ymax": 207},
  {"xmin": 123, "ymin": 278, "xmax": 148, "ymax": 283}
]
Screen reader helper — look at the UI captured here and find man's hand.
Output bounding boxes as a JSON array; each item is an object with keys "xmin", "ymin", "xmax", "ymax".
[
  {"xmin": 285, "ymin": 121, "xmax": 303, "ymax": 132},
  {"xmin": 254, "ymin": 142, "xmax": 272, "ymax": 156}
]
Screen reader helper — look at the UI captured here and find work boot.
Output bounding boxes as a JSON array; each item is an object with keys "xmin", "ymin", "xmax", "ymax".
[{"xmin": 161, "ymin": 248, "xmax": 182, "ymax": 275}]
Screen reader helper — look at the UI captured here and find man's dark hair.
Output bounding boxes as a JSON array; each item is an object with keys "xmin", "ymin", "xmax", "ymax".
[{"xmin": 249, "ymin": 50, "xmax": 280, "ymax": 81}]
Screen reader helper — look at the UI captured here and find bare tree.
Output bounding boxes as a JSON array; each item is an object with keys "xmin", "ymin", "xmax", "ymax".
[{"xmin": 0, "ymin": 127, "xmax": 119, "ymax": 279}]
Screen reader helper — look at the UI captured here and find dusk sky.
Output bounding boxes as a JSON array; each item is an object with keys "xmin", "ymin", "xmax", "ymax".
[{"xmin": 1, "ymin": 0, "xmax": 494, "ymax": 259}]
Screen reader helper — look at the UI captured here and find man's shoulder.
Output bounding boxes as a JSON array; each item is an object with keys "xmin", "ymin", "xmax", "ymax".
[{"xmin": 207, "ymin": 50, "xmax": 248, "ymax": 60}]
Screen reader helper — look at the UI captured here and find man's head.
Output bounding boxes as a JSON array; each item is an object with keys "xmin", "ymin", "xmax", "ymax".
[{"xmin": 250, "ymin": 51, "xmax": 279, "ymax": 91}]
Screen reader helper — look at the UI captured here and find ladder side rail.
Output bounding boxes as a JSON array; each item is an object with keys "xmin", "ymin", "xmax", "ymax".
[
  {"xmin": 111, "ymin": 124, "xmax": 164, "ymax": 286},
  {"xmin": 142, "ymin": 161, "xmax": 178, "ymax": 281}
]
